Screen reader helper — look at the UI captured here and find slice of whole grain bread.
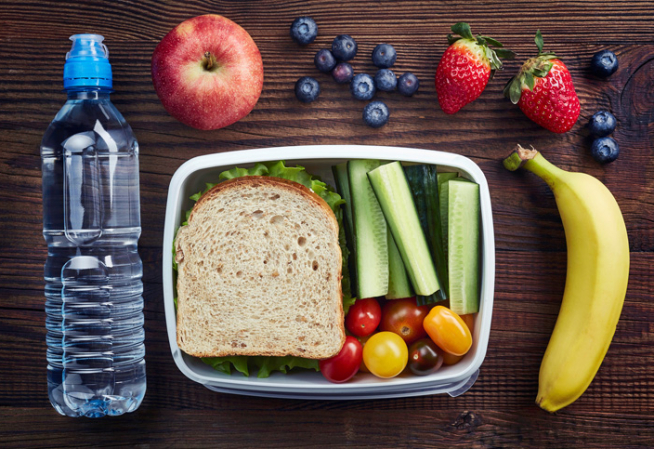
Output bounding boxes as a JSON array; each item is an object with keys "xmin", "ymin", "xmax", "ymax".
[{"xmin": 175, "ymin": 176, "xmax": 345, "ymax": 359}]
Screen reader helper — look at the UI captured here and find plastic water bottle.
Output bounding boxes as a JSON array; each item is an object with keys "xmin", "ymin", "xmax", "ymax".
[{"xmin": 41, "ymin": 34, "xmax": 146, "ymax": 417}]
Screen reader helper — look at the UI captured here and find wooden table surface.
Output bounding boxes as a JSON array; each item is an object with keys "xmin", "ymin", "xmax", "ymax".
[{"xmin": 1, "ymin": 0, "xmax": 653, "ymax": 447}]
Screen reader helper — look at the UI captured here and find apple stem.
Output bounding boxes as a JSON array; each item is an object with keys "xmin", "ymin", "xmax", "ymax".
[{"xmin": 203, "ymin": 51, "xmax": 217, "ymax": 71}]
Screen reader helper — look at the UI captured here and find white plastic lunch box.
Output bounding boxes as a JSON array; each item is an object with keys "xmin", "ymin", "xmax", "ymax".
[{"xmin": 162, "ymin": 145, "xmax": 495, "ymax": 400}]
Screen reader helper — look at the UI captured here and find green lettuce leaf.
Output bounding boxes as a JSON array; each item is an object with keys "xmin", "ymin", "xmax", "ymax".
[
  {"xmin": 174, "ymin": 161, "xmax": 355, "ymax": 378},
  {"xmin": 202, "ymin": 355, "xmax": 319, "ymax": 378}
]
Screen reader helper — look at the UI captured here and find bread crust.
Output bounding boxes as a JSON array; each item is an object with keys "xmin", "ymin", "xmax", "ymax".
[{"xmin": 175, "ymin": 176, "xmax": 345, "ymax": 359}]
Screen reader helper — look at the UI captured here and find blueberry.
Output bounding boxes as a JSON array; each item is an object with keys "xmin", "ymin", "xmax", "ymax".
[
  {"xmin": 314, "ymin": 49, "xmax": 337, "ymax": 73},
  {"xmin": 290, "ymin": 17, "xmax": 318, "ymax": 45},
  {"xmin": 350, "ymin": 74, "xmax": 376, "ymax": 101},
  {"xmin": 588, "ymin": 110, "xmax": 617, "ymax": 137},
  {"xmin": 332, "ymin": 35, "xmax": 358, "ymax": 61},
  {"xmin": 371, "ymin": 44, "xmax": 397, "ymax": 68},
  {"xmin": 398, "ymin": 72, "xmax": 419, "ymax": 97},
  {"xmin": 363, "ymin": 101, "xmax": 390, "ymax": 128},
  {"xmin": 591, "ymin": 50, "xmax": 618, "ymax": 78},
  {"xmin": 295, "ymin": 77, "xmax": 320, "ymax": 103},
  {"xmin": 591, "ymin": 137, "xmax": 620, "ymax": 163},
  {"xmin": 332, "ymin": 62, "xmax": 354, "ymax": 84},
  {"xmin": 374, "ymin": 69, "xmax": 397, "ymax": 92}
]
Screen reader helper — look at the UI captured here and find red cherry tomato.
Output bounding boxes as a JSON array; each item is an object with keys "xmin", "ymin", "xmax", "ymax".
[
  {"xmin": 319, "ymin": 336, "xmax": 363, "ymax": 383},
  {"xmin": 380, "ymin": 297, "xmax": 430, "ymax": 344},
  {"xmin": 345, "ymin": 298, "xmax": 382, "ymax": 337}
]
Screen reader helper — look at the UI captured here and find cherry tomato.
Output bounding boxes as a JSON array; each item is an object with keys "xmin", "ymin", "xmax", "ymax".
[
  {"xmin": 380, "ymin": 297, "xmax": 430, "ymax": 344},
  {"xmin": 423, "ymin": 306, "xmax": 472, "ymax": 356},
  {"xmin": 346, "ymin": 298, "xmax": 382, "ymax": 337},
  {"xmin": 363, "ymin": 331, "xmax": 408, "ymax": 378},
  {"xmin": 408, "ymin": 338, "xmax": 444, "ymax": 376},
  {"xmin": 319, "ymin": 336, "xmax": 362, "ymax": 383}
]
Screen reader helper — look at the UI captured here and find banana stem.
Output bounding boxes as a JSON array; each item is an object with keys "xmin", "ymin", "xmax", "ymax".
[{"xmin": 503, "ymin": 144, "xmax": 566, "ymax": 189}]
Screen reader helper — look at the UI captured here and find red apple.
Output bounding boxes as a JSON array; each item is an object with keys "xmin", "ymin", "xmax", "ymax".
[{"xmin": 152, "ymin": 14, "xmax": 264, "ymax": 130}]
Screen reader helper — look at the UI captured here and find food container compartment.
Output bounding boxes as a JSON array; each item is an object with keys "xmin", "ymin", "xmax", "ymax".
[{"xmin": 163, "ymin": 145, "xmax": 495, "ymax": 399}]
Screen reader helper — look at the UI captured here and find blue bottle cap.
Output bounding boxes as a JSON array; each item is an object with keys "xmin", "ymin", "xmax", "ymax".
[{"xmin": 63, "ymin": 34, "xmax": 112, "ymax": 90}]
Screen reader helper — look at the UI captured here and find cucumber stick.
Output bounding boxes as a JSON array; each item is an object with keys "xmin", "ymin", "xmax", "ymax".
[
  {"xmin": 368, "ymin": 162, "xmax": 441, "ymax": 296},
  {"xmin": 347, "ymin": 160, "xmax": 388, "ymax": 298},
  {"xmin": 404, "ymin": 165, "xmax": 448, "ymax": 303},
  {"xmin": 332, "ymin": 163, "xmax": 357, "ymax": 296},
  {"xmin": 448, "ymin": 179, "xmax": 480, "ymax": 315},
  {"xmin": 438, "ymin": 172, "xmax": 458, "ymax": 259},
  {"xmin": 387, "ymin": 232, "xmax": 413, "ymax": 299}
]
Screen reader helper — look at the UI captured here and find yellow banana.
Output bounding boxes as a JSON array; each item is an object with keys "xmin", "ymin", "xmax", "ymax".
[{"xmin": 504, "ymin": 145, "xmax": 629, "ymax": 412}]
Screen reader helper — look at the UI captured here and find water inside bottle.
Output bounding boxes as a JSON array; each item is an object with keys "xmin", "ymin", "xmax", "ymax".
[{"xmin": 42, "ymin": 91, "xmax": 146, "ymax": 417}]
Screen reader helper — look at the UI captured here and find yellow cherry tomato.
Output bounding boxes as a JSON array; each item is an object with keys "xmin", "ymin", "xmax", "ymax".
[
  {"xmin": 423, "ymin": 306, "xmax": 472, "ymax": 356},
  {"xmin": 363, "ymin": 332, "xmax": 408, "ymax": 378}
]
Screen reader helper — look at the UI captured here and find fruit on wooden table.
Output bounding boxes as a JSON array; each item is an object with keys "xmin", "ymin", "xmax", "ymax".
[
  {"xmin": 151, "ymin": 14, "xmax": 263, "ymax": 130},
  {"xmin": 372, "ymin": 43, "xmax": 397, "ymax": 68},
  {"xmin": 290, "ymin": 16, "xmax": 318, "ymax": 45},
  {"xmin": 374, "ymin": 69, "xmax": 397, "ymax": 92},
  {"xmin": 588, "ymin": 110, "xmax": 617, "ymax": 137},
  {"xmin": 591, "ymin": 136, "xmax": 620, "ymax": 163},
  {"xmin": 315, "ymin": 49, "xmax": 337, "ymax": 73},
  {"xmin": 435, "ymin": 22, "xmax": 514, "ymax": 114},
  {"xmin": 398, "ymin": 72, "xmax": 419, "ymax": 97},
  {"xmin": 363, "ymin": 101, "xmax": 390, "ymax": 128},
  {"xmin": 591, "ymin": 49, "xmax": 619, "ymax": 78},
  {"xmin": 332, "ymin": 34, "xmax": 358, "ymax": 61},
  {"xmin": 295, "ymin": 76, "xmax": 320, "ymax": 103},
  {"xmin": 504, "ymin": 145, "xmax": 629, "ymax": 412},
  {"xmin": 504, "ymin": 30, "xmax": 580, "ymax": 133},
  {"xmin": 350, "ymin": 73, "xmax": 376, "ymax": 101},
  {"xmin": 332, "ymin": 62, "xmax": 354, "ymax": 84}
]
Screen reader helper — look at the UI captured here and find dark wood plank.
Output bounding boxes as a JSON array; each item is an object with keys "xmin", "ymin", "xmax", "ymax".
[
  {"xmin": 2, "ymin": 408, "xmax": 654, "ymax": 448},
  {"xmin": 1, "ymin": 0, "xmax": 653, "ymax": 446}
]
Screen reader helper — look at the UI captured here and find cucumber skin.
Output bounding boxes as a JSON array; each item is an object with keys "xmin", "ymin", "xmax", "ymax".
[
  {"xmin": 368, "ymin": 162, "xmax": 441, "ymax": 296},
  {"xmin": 387, "ymin": 232, "xmax": 414, "ymax": 299},
  {"xmin": 437, "ymin": 172, "xmax": 458, "ymax": 261},
  {"xmin": 448, "ymin": 179, "xmax": 480, "ymax": 315},
  {"xmin": 332, "ymin": 163, "xmax": 358, "ymax": 297},
  {"xmin": 404, "ymin": 165, "xmax": 448, "ymax": 302},
  {"xmin": 347, "ymin": 160, "xmax": 389, "ymax": 299}
]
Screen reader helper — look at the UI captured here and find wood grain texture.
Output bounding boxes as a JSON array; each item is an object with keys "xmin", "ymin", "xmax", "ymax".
[{"xmin": 1, "ymin": 0, "xmax": 653, "ymax": 447}]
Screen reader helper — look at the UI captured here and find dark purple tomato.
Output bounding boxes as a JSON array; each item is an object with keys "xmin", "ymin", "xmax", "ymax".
[{"xmin": 408, "ymin": 338, "xmax": 444, "ymax": 376}]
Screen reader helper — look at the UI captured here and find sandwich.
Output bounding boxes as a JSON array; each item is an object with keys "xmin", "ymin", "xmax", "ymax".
[{"xmin": 174, "ymin": 168, "xmax": 347, "ymax": 361}]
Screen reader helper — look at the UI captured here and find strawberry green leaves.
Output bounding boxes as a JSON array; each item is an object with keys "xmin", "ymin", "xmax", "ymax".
[
  {"xmin": 448, "ymin": 22, "xmax": 474, "ymax": 43},
  {"xmin": 446, "ymin": 22, "xmax": 515, "ymax": 72},
  {"xmin": 503, "ymin": 30, "xmax": 558, "ymax": 104}
]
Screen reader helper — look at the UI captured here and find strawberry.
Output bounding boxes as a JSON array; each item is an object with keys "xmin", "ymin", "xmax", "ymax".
[
  {"xmin": 435, "ymin": 23, "xmax": 514, "ymax": 114},
  {"xmin": 504, "ymin": 30, "xmax": 580, "ymax": 133}
]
